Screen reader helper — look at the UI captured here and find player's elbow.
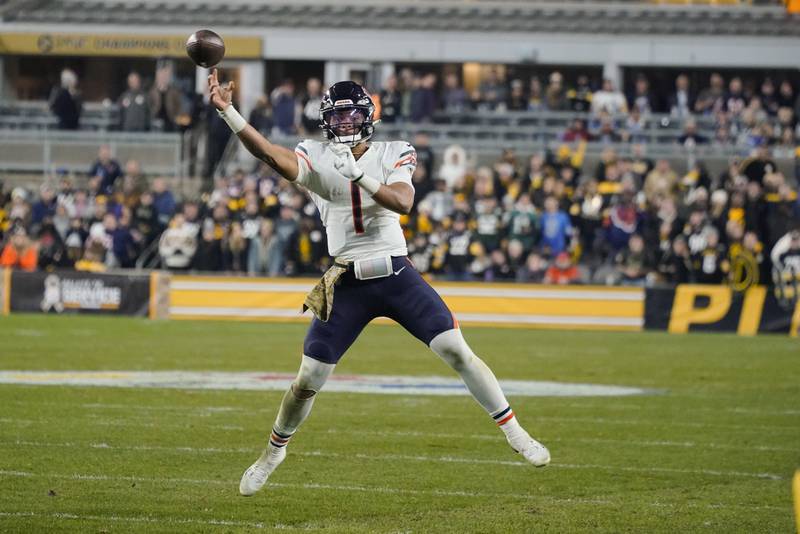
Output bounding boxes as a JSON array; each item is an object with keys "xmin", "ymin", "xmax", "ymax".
[{"xmin": 398, "ymin": 199, "xmax": 413, "ymax": 215}]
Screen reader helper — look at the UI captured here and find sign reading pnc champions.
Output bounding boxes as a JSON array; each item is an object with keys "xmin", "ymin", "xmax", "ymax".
[{"xmin": 0, "ymin": 32, "xmax": 261, "ymax": 59}]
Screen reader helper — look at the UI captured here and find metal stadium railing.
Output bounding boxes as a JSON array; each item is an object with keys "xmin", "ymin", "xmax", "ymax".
[{"xmin": 0, "ymin": 129, "xmax": 182, "ymax": 176}]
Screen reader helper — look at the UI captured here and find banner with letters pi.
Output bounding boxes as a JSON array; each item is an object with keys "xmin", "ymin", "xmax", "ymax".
[
  {"xmin": 8, "ymin": 270, "xmax": 150, "ymax": 317},
  {"xmin": 645, "ymin": 285, "xmax": 800, "ymax": 337}
]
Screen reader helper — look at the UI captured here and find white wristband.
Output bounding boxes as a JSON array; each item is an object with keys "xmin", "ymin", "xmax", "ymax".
[
  {"xmin": 218, "ymin": 105, "xmax": 247, "ymax": 134},
  {"xmin": 353, "ymin": 174, "xmax": 381, "ymax": 196}
]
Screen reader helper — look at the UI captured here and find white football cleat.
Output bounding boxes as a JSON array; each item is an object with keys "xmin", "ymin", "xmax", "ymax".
[
  {"xmin": 507, "ymin": 431, "xmax": 551, "ymax": 467},
  {"xmin": 239, "ymin": 446, "xmax": 286, "ymax": 496}
]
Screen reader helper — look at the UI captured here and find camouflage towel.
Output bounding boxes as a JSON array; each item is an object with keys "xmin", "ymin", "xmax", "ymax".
[{"xmin": 302, "ymin": 262, "xmax": 349, "ymax": 322}]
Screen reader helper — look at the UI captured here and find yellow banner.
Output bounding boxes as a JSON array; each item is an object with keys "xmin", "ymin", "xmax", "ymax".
[{"xmin": 0, "ymin": 32, "xmax": 261, "ymax": 59}]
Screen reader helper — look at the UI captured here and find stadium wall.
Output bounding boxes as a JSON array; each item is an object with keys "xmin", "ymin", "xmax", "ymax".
[
  {"xmin": 168, "ymin": 276, "xmax": 645, "ymax": 331},
  {"xmin": 2, "ymin": 270, "xmax": 797, "ymax": 336}
]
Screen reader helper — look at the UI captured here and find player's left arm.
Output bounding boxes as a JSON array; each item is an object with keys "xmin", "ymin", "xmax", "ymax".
[{"xmin": 370, "ymin": 183, "xmax": 414, "ymax": 215}]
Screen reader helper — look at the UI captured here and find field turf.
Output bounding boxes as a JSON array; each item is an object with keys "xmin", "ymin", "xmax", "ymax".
[{"xmin": 0, "ymin": 314, "xmax": 798, "ymax": 533}]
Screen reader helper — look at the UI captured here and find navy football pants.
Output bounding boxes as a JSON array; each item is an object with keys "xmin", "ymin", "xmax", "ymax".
[{"xmin": 303, "ymin": 256, "xmax": 457, "ymax": 364}]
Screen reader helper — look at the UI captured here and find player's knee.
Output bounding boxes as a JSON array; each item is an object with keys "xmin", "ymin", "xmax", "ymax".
[
  {"xmin": 430, "ymin": 329, "xmax": 474, "ymax": 371},
  {"xmin": 291, "ymin": 382, "xmax": 317, "ymax": 400},
  {"xmin": 293, "ymin": 354, "xmax": 335, "ymax": 395}
]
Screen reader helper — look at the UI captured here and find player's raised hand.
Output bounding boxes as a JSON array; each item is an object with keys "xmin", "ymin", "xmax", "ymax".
[
  {"xmin": 208, "ymin": 68, "xmax": 234, "ymax": 111},
  {"xmin": 332, "ymin": 146, "xmax": 364, "ymax": 181}
]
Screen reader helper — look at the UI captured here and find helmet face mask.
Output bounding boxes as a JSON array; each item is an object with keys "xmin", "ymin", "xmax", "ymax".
[{"xmin": 320, "ymin": 81, "xmax": 375, "ymax": 147}]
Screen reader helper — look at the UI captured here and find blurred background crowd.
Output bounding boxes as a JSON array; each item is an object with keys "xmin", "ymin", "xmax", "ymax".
[{"xmin": 2, "ymin": 66, "xmax": 800, "ymax": 287}]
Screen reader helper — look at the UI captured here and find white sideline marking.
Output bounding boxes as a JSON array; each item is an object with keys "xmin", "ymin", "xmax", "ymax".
[
  {"xmin": 0, "ymin": 442, "xmax": 785, "ymax": 481},
  {"xmin": 0, "ymin": 370, "xmax": 650, "ymax": 397},
  {"xmin": 61, "ymin": 400, "xmax": 800, "ymax": 418},
  {"xmin": 0, "ymin": 471, "xmax": 786, "ymax": 512},
  {"xmin": 1, "ymin": 409, "xmax": 794, "ymax": 434},
  {"xmin": 6, "ymin": 429, "xmax": 798, "ymax": 455}
]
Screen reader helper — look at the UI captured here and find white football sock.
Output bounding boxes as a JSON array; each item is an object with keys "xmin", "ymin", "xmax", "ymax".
[
  {"xmin": 429, "ymin": 328, "xmax": 510, "ymax": 415},
  {"xmin": 268, "ymin": 355, "xmax": 335, "ymax": 450}
]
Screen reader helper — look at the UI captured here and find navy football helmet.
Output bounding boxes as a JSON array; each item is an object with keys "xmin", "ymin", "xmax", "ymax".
[{"xmin": 320, "ymin": 81, "xmax": 375, "ymax": 147}]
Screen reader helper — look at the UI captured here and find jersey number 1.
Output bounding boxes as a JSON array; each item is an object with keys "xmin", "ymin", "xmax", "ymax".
[{"xmin": 350, "ymin": 182, "xmax": 365, "ymax": 234}]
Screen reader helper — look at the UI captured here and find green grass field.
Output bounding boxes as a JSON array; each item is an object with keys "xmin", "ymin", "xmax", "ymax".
[{"xmin": 1, "ymin": 314, "xmax": 798, "ymax": 533}]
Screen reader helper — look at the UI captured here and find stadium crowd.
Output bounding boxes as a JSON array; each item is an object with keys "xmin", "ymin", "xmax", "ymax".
[
  {"xmin": 50, "ymin": 66, "xmax": 800, "ymax": 153},
  {"xmin": 3, "ymin": 66, "xmax": 799, "ymax": 285},
  {"xmin": 1, "ymin": 131, "xmax": 799, "ymax": 287}
]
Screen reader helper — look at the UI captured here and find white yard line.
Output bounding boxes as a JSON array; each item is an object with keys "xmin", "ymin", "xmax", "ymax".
[
  {"xmin": 0, "ymin": 471, "xmax": 786, "ymax": 512},
  {"xmin": 2, "ymin": 409, "xmax": 795, "ymax": 434},
  {"xmin": 0, "ymin": 442, "xmax": 786, "ymax": 481}
]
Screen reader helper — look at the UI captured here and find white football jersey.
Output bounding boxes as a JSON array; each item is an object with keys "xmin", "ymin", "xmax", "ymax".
[{"xmin": 294, "ymin": 139, "xmax": 417, "ymax": 261}]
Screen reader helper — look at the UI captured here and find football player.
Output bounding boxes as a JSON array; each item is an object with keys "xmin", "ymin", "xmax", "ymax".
[{"xmin": 207, "ymin": 70, "xmax": 550, "ymax": 497}]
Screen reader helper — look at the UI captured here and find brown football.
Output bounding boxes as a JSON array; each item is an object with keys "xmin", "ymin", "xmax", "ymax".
[{"xmin": 186, "ymin": 30, "xmax": 225, "ymax": 68}]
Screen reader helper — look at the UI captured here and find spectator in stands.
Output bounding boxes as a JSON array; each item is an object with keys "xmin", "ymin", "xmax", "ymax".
[
  {"xmin": 1, "ymin": 225, "xmax": 37, "ymax": 271},
  {"xmin": 615, "ymin": 234, "xmax": 651, "ymax": 286},
  {"xmin": 606, "ymin": 189, "xmax": 641, "ymax": 253},
  {"xmin": 545, "ymin": 71, "xmax": 568, "ymax": 111},
  {"xmin": 299, "ymin": 78, "xmax": 323, "ymax": 135},
  {"xmin": 118, "ymin": 71, "xmax": 150, "ymax": 132},
  {"xmin": 540, "ymin": 195, "xmax": 571, "ymax": 256},
  {"xmin": 438, "ymin": 145, "xmax": 469, "ymax": 191},
  {"xmin": 414, "ymin": 133, "xmax": 435, "ymax": 180},
  {"xmin": 516, "ymin": 252, "xmax": 547, "ymax": 283},
  {"xmin": 505, "ymin": 194, "xmax": 538, "ymax": 252},
  {"xmin": 543, "ymin": 252, "xmax": 580, "ymax": 285},
  {"xmin": 677, "ymin": 118, "xmax": 709, "ymax": 148},
  {"xmin": 49, "ymin": 68, "xmax": 82, "ymax": 130},
  {"xmin": 248, "ymin": 95, "xmax": 274, "ymax": 137},
  {"xmin": 398, "ymin": 68, "xmax": 416, "ymax": 119},
  {"xmin": 30, "ymin": 185, "xmax": 57, "ymax": 232},
  {"xmin": 379, "ymin": 75, "xmax": 402, "ymax": 124},
  {"xmin": 628, "ymin": 74, "xmax": 654, "ymax": 114},
  {"xmin": 594, "ymin": 114, "xmax": 622, "ymax": 144},
  {"xmin": 442, "ymin": 73, "xmax": 469, "ymax": 114},
  {"xmin": 150, "ymin": 178, "xmax": 176, "ymax": 227},
  {"xmin": 695, "ymin": 72, "xmax": 726, "ymax": 116},
  {"xmin": 484, "ymin": 249, "xmax": 514, "ymax": 281},
  {"xmin": 480, "ymin": 69, "xmax": 508, "ymax": 111},
  {"xmin": 410, "ymin": 73, "xmax": 437, "ymax": 123},
  {"xmin": 271, "ymin": 79, "xmax": 297, "ymax": 135},
  {"xmin": 644, "ymin": 159, "xmax": 678, "ymax": 206},
  {"xmin": 692, "ymin": 226, "xmax": 726, "ymax": 283},
  {"xmin": 103, "ymin": 212, "xmax": 136, "ymax": 268},
  {"xmin": 120, "ymin": 160, "xmax": 145, "ymax": 205},
  {"xmin": 132, "ymin": 190, "xmax": 160, "ymax": 248},
  {"xmin": 591, "ymin": 79, "xmax": 627, "ymax": 115},
  {"xmin": 148, "ymin": 63, "xmax": 182, "ymax": 132},
  {"xmin": 669, "ymin": 74, "xmax": 694, "ymax": 118},
  {"xmin": 89, "ymin": 145, "xmax": 122, "ymax": 195},
  {"xmin": 158, "ymin": 213, "xmax": 198, "ymax": 270},
  {"xmin": 444, "ymin": 215, "xmax": 473, "ymax": 281},
  {"xmin": 528, "ymin": 77, "xmax": 545, "ymax": 111},
  {"xmin": 725, "ymin": 77, "xmax": 747, "ymax": 117},
  {"xmin": 760, "ymin": 78, "xmax": 780, "ymax": 117},
  {"xmin": 248, "ymin": 219, "xmax": 282, "ymax": 276},
  {"xmin": 507, "ymin": 79, "xmax": 527, "ymax": 111},
  {"xmin": 562, "ymin": 118, "xmax": 590, "ymax": 142},
  {"xmin": 74, "ymin": 241, "xmax": 107, "ymax": 273},
  {"xmin": 567, "ymin": 74, "xmax": 592, "ymax": 113}
]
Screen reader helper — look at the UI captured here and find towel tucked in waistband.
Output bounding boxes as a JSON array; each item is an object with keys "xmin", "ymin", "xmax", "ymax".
[{"xmin": 302, "ymin": 260, "xmax": 350, "ymax": 322}]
